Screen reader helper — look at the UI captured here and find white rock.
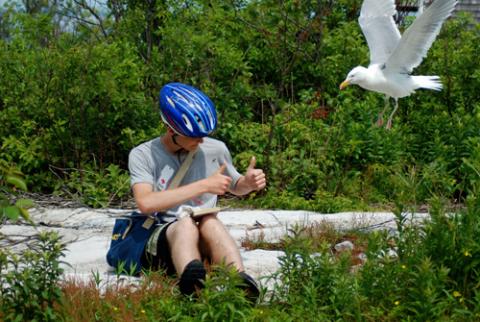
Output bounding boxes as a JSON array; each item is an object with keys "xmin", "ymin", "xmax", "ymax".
[{"xmin": 334, "ymin": 240, "xmax": 354, "ymax": 252}]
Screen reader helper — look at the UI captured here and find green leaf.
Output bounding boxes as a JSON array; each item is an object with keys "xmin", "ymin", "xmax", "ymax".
[
  {"xmin": 6, "ymin": 175, "xmax": 27, "ymax": 191},
  {"xmin": 4, "ymin": 206, "xmax": 21, "ymax": 221},
  {"xmin": 19, "ymin": 208, "xmax": 33, "ymax": 224},
  {"xmin": 15, "ymin": 198, "xmax": 35, "ymax": 209},
  {"xmin": 0, "ymin": 195, "xmax": 9, "ymax": 208}
]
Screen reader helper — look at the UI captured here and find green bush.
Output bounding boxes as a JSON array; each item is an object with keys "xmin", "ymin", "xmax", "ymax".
[
  {"xmin": 0, "ymin": 232, "xmax": 66, "ymax": 321},
  {"xmin": 0, "ymin": 2, "xmax": 479, "ymax": 209},
  {"xmin": 0, "ymin": 160, "xmax": 34, "ymax": 222},
  {"xmin": 53, "ymin": 163, "xmax": 130, "ymax": 208}
]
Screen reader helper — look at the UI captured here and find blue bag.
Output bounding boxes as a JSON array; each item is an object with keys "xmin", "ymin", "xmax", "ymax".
[{"xmin": 106, "ymin": 212, "xmax": 158, "ymax": 275}]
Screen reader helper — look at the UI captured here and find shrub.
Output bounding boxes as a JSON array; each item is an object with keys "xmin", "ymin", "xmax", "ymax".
[{"xmin": 0, "ymin": 232, "xmax": 66, "ymax": 321}]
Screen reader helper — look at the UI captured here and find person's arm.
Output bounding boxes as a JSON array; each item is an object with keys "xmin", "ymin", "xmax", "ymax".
[
  {"xmin": 229, "ymin": 156, "xmax": 266, "ymax": 196},
  {"xmin": 133, "ymin": 164, "xmax": 233, "ymax": 214}
]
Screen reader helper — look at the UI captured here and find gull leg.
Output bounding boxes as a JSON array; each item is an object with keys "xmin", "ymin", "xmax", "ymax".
[
  {"xmin": 377, "ymin": 96, "xmax": 390, "ymax": 127},
  {"xmin": 386, "ymin": 98, "xmax": 399, "ymax": 130}
]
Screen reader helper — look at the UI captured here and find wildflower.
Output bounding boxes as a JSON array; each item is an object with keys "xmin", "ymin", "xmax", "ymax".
[
  {"xmin": 141, "ymin": 309, "xmax": 146, "ymax": 314},
  {"xmin": 401, "ymin": 264, "xmax": 407, "ymax": 269},
  {"xmin": 394, "ymin": 300, "xmax": 400, "ymax": 306},
  {"xmin": 464, "ymin": 251, "xmax": 472, "ymax": 257},
  {"xmin": 453, "ymin": 291, "xmax": 461, "ymax": 298},
  {"xmin": 113, "ymin": 307, "xmax": 118, "ymax": 312}
]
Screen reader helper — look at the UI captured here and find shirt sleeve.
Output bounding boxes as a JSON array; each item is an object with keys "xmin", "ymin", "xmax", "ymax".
[{"xmin": 128, "ymin": 147, "xmax": 154, "ymax": 187}]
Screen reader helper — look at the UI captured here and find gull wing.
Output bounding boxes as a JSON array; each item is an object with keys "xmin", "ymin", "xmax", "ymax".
[
  {"xmin": 359, "ymin": 0, "xmax": 401, "ymax": 65},
  {"xmin": 385, "ymin": 0, "xmax": 457, "ymax": 74}
]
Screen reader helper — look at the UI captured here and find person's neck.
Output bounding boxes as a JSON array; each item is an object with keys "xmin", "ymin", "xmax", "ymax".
[{"xmin": 160, "ymin": 134, "xmax": 184, "ymax": 154}]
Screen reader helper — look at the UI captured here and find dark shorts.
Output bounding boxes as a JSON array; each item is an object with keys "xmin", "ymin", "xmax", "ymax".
[{"xmin": 141, "ymin": 220, "xmax": 177, "ymax": 275}]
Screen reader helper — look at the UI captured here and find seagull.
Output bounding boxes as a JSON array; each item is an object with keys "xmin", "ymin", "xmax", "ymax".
[{"xmin": 339, "ymin": 0, "xmax": 457, "ymax": 129}]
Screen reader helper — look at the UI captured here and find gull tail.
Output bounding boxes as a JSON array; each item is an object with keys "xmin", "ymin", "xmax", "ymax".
[{"xmin": 413, "ymin": 75, "xmax": 443, "ymax": 91}]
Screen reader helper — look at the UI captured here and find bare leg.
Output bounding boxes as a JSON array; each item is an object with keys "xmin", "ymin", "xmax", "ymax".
[
  {"xmin": 386, "ymin": 98, "xmax": 399, "ymax": 130},
  {"xmin": 198, "ymin": 214, "xmax": 245, "ymax": 272},
  {"xmin": 377, "ymin": 96, "xmax": 390, "ymax": 127},
  {"xmin": 197, "ymin": 214, "xmax": 259, "ymax": 301},
  {"xmin": 166, "ymin": 217, "xmax": 202, "ymax": 275}
]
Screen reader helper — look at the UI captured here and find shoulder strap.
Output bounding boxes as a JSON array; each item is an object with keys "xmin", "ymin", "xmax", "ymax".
[
  {"xmin": 167, "ymin": 148, "xmax": 229, "ymax": 218},
  {"xmin": 169, "ymin": 149, "xmax": 196, "ymax": 189},
  {"xmin": 142, "ymin": 149, "xmax": 195, "ymax": 225}
]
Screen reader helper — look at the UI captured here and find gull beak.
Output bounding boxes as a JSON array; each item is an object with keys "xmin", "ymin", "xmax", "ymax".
[{"xmin": 339, "ymin": 80, "xmax": 350, "ymax": 90}]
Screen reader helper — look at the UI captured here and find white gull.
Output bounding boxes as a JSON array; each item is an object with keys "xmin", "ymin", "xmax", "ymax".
[{"xmin": 340, "ymin": 0, "xmax": 457, "ymax": 129}]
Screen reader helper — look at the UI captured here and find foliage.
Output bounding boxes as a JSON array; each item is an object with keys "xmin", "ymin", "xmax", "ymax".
[
  {"xmin": 0, "ymin": 231, "xmax": 66, "ymax": 321},
  {"xmin": 261, "ymin": 196, "xmax": 480, "ymax": 321},
  {"xmin": 1, "ymin": 4, "xmax": 480, "ymax": 320},
  {"xmin": 422, "ymin": 196, "xmax": 480, "ymax": 299},
  {"xmin": 0, "ymin": 1, "xmax": 479, "ymax": 212},
  {"xmin": 0, "ymin": 160, "xmax": 34, "ymax": 223},
  {"xmin": 58, "ymin": 266, "xmax": 262, "ymax": 321},
  {"xmin": 189, "ymin": 266, "xmax": 256, "ymax": 321},
  {"xmin": 52, "ymin": 163, "xmax": 131, "ymax": 208}
]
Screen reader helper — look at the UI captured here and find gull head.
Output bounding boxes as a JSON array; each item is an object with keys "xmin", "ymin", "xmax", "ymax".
[{"xmin": 340, "ymin": 66, "xmax": 369, "ymax": 90}]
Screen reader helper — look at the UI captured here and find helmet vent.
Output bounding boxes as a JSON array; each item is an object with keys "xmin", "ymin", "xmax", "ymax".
[
  {"xmin": 173, "ymin": 90, "xmax": 188, "ymax": 104},
  {"xmin": 206, "ymin": 110, "xmax": 214, "ymax": 128},
  {"xmin": 195, "ymin": 114, "xmax": 206, "ymax": 132},
  {"xmin": 166, "ymin": 96, "xmax": 175, "ymax": 108},
  {"xmin": 182, "ymin": 114, "xmax": 194, "ymax": 132}
]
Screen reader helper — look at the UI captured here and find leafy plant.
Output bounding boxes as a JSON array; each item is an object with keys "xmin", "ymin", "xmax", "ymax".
[
  {"xmin": 0, "ymin": 231, "xmax": 66, "ymax": 321},
  {"xmin": 190, "ymin": 266, "xmax": 256, "ymax": 321},
  {"xmin": 0, "ymin": 159, "xmax": 34, "ymax": 223},
  {"xmin": 53, "ymin": 163, "xmax": 130, "ymax": 208}
]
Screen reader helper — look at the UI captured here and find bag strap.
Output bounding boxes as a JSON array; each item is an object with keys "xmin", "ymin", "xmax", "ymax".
[
  {"xmin": 135, "ymin": 149, "xmax": 196, "ymax": 229},
  {"xmin": 169, "ymin": 149, "xmax": 196, "ymax": 189}
]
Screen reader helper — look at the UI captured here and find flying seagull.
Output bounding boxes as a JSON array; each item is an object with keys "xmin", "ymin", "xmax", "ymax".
[{"xmin": 339, "ymin": 0, "xmax": 457, "ymax": 129}]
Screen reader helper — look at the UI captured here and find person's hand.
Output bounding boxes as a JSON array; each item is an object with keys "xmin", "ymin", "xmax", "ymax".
[
  {"xmin": 244, "ymin": 156, "xmax": 266, "ymax": 192},
  {"xmin": 204, "ymin": 164, "xmax": 232, "ymax": 195}
]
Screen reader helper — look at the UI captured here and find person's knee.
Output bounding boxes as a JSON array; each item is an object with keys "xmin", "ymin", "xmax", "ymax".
[
  {"xmin": 169, "ymin": 218, "xmax": 200, "ymax": 242},
  {"xmin": 197, "ymin": 213, "xmax": 217, "ymax": 224},
  {"xmin": 198, "ymin": 214, "xmax": 224, "ymax": 234}
]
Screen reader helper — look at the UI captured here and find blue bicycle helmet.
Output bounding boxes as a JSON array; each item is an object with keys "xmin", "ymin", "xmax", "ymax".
[{"xmin": 159, "ymin": 83, "xmax": 217, "ymax": 138}]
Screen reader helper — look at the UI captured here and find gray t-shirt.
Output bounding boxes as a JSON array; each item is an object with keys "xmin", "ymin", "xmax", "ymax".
[{"xmin": 128, "ymin": 137, "xmax": 241, "ymax": 220}]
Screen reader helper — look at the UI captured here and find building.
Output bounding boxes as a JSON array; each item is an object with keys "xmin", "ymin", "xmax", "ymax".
[{"xmin": 396, "ymin": 0, "xmax": 480, "ymax": 23}]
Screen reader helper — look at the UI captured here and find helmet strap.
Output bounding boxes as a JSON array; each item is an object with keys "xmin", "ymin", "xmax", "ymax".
[
  {"xmin": 170, "ymin": 133, "xmax": 187, "ymax": 153},
  {"xmin": 172, "ymin": 133, "xmax": 179, "ymax": 146},
  {"xmin": 166, "ymin": 127, "xmax": 182, "ymax": 147}
]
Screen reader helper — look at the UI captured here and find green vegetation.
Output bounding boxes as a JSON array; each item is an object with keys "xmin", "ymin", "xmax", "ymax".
[
  {"xmin": 0, "ymin": 232, "xmax": 66, "ymax": 321},
  {"xmin": 1, "ymin": 1, "xmax": 480, "ymax": 319},
  {"xmin": 1, "ymin": 162, "xmax": 34, "ymax": 222},
  {"xmin": 0, "ymin": 1, "xmax": 478, "ymax": 210},
  {"xmin": 1, "ymin": 196, "xmax": 480, "ymax": 321}
]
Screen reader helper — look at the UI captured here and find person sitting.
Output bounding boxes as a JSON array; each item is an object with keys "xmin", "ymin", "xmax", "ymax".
[{"xmin": 128, "ymin": 82, "xmax": 266, "ymax": 298}]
